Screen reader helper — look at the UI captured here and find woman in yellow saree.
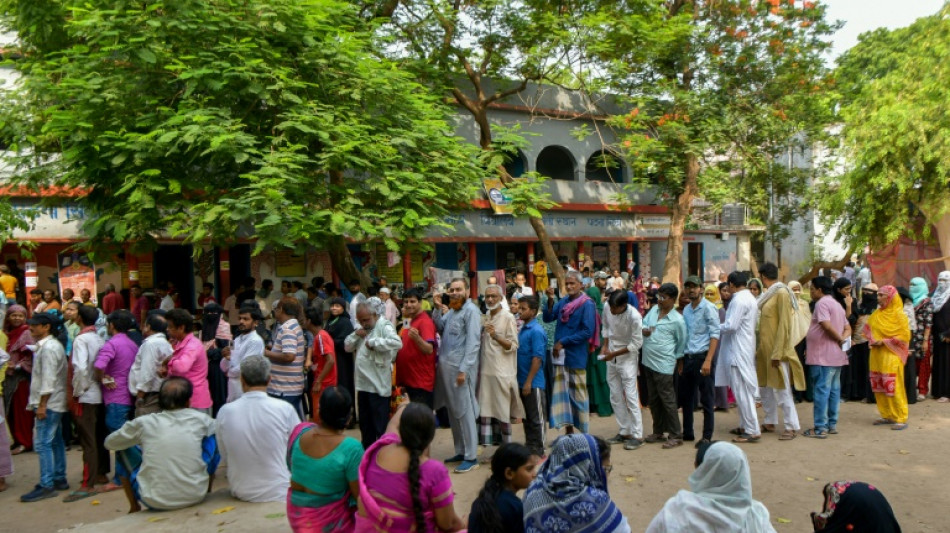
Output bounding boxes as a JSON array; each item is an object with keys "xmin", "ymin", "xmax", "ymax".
[{"xmin": 864, "ymin": 285, "xmax": 912, "ymax": 430}]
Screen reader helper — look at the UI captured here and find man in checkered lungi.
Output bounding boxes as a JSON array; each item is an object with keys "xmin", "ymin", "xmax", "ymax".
[{"xmin": 543, "ymin": 271, "xmax": 596, "ymax": 434}]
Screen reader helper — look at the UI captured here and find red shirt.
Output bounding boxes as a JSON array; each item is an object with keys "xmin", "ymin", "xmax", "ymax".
[
  {"xmin": 313, "ymin": 329, "xmax": 337, "ymax": 388},
  {"xmin": 102, "ymin": 291, "xmax": 126, "ymax": 314},
  {"xmin": 396, "ymin": 312, "xmax": 437, "ymax": 391},
  {"xmin": 131, "ymin": 295, "xmax": 149, "ymax": 320}
]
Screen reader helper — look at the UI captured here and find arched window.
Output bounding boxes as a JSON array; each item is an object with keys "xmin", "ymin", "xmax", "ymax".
[
  {"xmin": 503, "ymin": 149, "xmax": 527, "ymax": 178},
  {"xmin": 536, "ymin": 146, "xmax": 576, "ymax": 181},
  {"xmin": 585, "ymin": 150, "xmax": 625, "ymax": 183}
]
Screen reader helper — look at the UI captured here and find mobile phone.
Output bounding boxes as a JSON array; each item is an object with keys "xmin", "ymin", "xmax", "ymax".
[{"xmin": 441, "ymin": 294, "xmax": 451, "ymax": 306}]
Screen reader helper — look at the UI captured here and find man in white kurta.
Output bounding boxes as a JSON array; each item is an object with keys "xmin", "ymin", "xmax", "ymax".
[
  {"xmin": 220, "ymin": 307, "xmax": 265, "ymax": 402},
  {"xmin": 477, "ymin": 285, "xmax": 523, "ymax": 451},
  {"xmin": 717, "ymin": 272, "xmax": 761, "ymax": 442},
  {"xmin": 601, "ymin": 290, "xmax": 645, "ymax": 449}
]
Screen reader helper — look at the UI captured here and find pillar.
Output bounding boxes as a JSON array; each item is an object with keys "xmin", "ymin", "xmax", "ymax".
[
  {"xmin": 218, "ymin": 247, "xmax": 231, "ymax": 301},
  {"xmin": 626, "ymin": 242, "xmax": 635, "ymax": 273},
  {"xmin": 402, "ymin": 248, "xmax": 412, "ymax": 288},
  {"xmin": 126, "ymin": 249, "xmax": 139, "ymax": 287},
  {"xmin": 526, "ymin": 242, "xmax": 536, "ymax": 287},
  {"xmin": 736, "ymin": 233, "xmax": 752, "ymax": 271},
  {"xmin": 468, "ymin": 242, "xmax": 478, "ymax": 299}
]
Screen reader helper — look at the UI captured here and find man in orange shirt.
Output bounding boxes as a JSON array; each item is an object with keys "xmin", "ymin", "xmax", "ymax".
[{"xmin": 0, "ymin": 265, "xmax": 18, "ymax": 302}]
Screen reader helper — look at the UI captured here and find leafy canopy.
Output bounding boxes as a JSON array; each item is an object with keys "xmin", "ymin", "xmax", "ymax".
[{"xmin": 0, "ymin": 0, "xmax": 487, "ymax": 254}]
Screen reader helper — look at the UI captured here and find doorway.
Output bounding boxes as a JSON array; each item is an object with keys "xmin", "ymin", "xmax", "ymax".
[
  {"xmin": 154, "ymin": 245, "xmax": 195, "ymax": 312},
  {"xmin": 687, "ymin": 242, "xmax": 704, "ymax": 280}
]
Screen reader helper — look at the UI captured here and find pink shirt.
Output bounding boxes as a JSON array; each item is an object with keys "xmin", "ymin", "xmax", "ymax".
[
  {"xmin": 167, "ymin": 333, "xmax": 212, "ymax": 409},
  {"xmin": 806, "ymin": 295, "xmax": 849, "ymax": 367}
]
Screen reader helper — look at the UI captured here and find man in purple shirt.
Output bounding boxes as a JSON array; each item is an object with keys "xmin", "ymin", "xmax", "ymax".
[
  {"xmin": 804, "ymin": 277, "xmax": 852, "ymax": 439},
  {"xmin": 94, "ymin": 310, "xmax": 139, "ymax": 453}
]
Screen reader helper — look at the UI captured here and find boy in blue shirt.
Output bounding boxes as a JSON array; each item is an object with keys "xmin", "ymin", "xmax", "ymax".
[{"xmin": 517, "ymin": 295, "xmax": 547, "ymax": 457}]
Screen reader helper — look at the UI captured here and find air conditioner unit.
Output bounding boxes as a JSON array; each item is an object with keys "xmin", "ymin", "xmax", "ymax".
[
  {"xmin": 720, "ymin": 232, "xmax": 729, "ymax": 241},
  {"xmin": 722, "ymin": 204, "xmax": 747, "ymax": 226}
]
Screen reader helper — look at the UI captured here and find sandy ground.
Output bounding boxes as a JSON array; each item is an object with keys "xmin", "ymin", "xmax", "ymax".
[{"xmin": 1, "ymin": 399, "xmax": 948, "ymax": 533}]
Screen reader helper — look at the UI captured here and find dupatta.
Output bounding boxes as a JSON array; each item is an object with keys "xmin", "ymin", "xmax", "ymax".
[{"xmin": 864, "ymin": 286, "xmax": 911, "ymax": 364}]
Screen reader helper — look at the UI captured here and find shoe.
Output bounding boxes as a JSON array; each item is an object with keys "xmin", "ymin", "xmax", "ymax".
[
  {"xmin": 21, "ymin": 486, "xmax": 57, "ymax": 502},
  {"xmin": 644, "ymin": 433, "xmax": 666, "ymax": 444},
  {"xmin": 662, "ymin": 438, "xmax": 683, "ymax": 449},
  {"xmin": 827, "ymin": 428, "xmax": 838, "ymax": 435},
  {"xmin": 917, "ymin": 394, "xmax": 926, "ymax": 402},
  {"xmin": 694, "ymin": 438, "xmax": 712, "ymax": 449},
  {"xmin": 53, "ymin": 480, "xmax": 69, "ymax": 491},
  {"xmin": 444, "ymin": 454, "xmax": 464, "ymax": 464},
  {"xmin": 623, "ymin": 438, "xmax": 644, "ymax": 451},
  {"xmin": 454, "ymin": 460, "xmax": 479, "ymax": 473},
  {"xmin": 606, "ymin": 434, "xmax": 629, "ymax": 445}
]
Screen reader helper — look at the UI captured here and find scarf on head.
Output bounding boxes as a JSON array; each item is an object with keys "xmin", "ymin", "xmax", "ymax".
[
  {"xmin": 931, "ymin": 271, "xmax": 950, "ymax": 312},
  {"xmin": 704, "ymin": 284, "xmax": 722, "ymax": 308},
  {"xmin": 201, "ymin": 303, "xmax": 225, "ymax": 342},
  {"xmin": 909, "ymin": 277, "xmax": 929, "ymax": 306},
  {"xmin": 524, "ymin": 434, "xmax": 628, "ymax": 533},
  {"xmin": 748, "ymin": 278, "xmax": 763, "ymax": 298},
  {"xmin": 647, "ymin": 443, "xmax": 774, "ymax": 533},
  {"xmin": 864, "ymin": 285, "xmax": 911, "ymax": 364},
  {"xmin": 811, "ymin": 481, "xmax": 901, "ymax": 533}
]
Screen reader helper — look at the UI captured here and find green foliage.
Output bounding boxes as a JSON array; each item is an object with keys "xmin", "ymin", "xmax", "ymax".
[
  {"xmin": 591, "ymin": 0, "xmax": 838, "ymax": 241},
  {"xmin": 0, "ymin": 0, "xmax": 486, "ymax": 254},
  {"xmin": 824, "ymin": 4, "xmax": 950, "ymax": 248}
]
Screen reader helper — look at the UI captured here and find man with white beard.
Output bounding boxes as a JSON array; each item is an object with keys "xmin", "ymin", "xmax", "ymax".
[{"xmin": 476, "ymin": 284, "xmax": 522, "ymax": 459}]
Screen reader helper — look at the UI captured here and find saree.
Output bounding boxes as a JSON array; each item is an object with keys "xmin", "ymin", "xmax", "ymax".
[
  {"xmin": 524, "ymin": 434, "xmax": 629, "ymax": 533},
  {"xmin": 286, "ymin": 422, "xmax": 357, "ymax": 533},
  {"xmin": 865, "ymin": 286, "xmax": 911, "ymax": 423},
  {"xmin": 812, "ymin": 481, "xmax": 901, "ymax": 533}
]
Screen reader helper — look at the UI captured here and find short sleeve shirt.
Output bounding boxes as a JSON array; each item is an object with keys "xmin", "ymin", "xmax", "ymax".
[
  {"xmin": 395, "ymin": 313, "xmax": 437, "ymax": 391},
  {"xmin": 806, "ymin": 295, "xmax": 848, "ymax": 367},
  {"xmin": 268, "ymin": 319, "xmax": 305, "ymax": 396},
  {"xmin": 517, "ymin": 320, "xmax": 547, "ymax": 390}
]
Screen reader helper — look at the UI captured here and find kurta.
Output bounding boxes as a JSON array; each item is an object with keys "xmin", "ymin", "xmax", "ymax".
[
  {"xmin": 434, "ymin": 301, "xmax": 482, "ymax": 420},
  {"xmin": 755, "ymin": 287, "xmax": 806, "ymax": 391},
  {"xmin": 533, "ymin": 261, "xmax": 549, "ymax": 293},
  {"xmin": 477, "ymin": 309, "xmax": 524, "ymax": 420},
  {"xmin": 585, "ymin": 286, "xmax": 612, "ymax": 417},
  {"xmin": 716, "ymin": 289, "xmax": 758, "ymax": 389}
]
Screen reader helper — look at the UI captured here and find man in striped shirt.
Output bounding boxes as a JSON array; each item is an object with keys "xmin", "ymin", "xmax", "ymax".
[{"xmin": 263, "ymin": 300, "xmax": 305, "ymax": 416}]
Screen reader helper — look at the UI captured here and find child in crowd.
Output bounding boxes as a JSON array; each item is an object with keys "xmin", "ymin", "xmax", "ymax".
[{"xmin": 467, "ymin": 443, "xmax": 540, "ymax": 533}]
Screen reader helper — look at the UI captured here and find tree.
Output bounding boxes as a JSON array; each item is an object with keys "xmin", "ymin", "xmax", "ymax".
[
  {"xmin": 589, "ymin": 0, "xmax": 838, "ymax": 281},
  {"xmin": 823, "ymin": 5, "xmax": 950, "ymax": 270},
  {"xmin": 371, "ymin": 0, "xmax": 617, "ymax": 289},
  {"xmin": 0, "ymin": 0, "xmax": 487, "ymax": 284}
]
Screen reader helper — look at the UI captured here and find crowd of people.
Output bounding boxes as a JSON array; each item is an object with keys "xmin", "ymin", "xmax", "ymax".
[{"xmin": 0, "ymin": 258, "xmax": 934, "ymax": 532}]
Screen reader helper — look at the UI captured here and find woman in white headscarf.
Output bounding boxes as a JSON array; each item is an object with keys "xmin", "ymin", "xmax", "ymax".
[
  {"xmin": 646, "ymin": 441, "xmax": 776, "ymax": 533},
  {"xmin": 929, "ymin": 271, "xmax": 950, "ymax": 402}
]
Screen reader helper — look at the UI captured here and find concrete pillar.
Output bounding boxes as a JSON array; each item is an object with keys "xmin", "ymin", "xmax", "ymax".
[{"xmin": 736, "ymin": 233, "xmax": 752, "ymax": 271}]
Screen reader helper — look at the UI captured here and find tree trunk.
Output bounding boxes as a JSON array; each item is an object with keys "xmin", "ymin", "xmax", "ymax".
[
  {"xmin": 933, "ymin": 212, "xmax": 950, "ymax": 272},
  {"xmin": 797, "ymin": 249, "xmax": 853, "ymax": 285},
  {"xmin": 661, "ymin": 154, "xmax": 699, "ymax": 283},
  {"xmin": 326, "ymin": 235, "xmax": 372, "ymax": 289},
  {"xmin": 470, "ymin": 106, "xmax": 566, "ymax": 291}
]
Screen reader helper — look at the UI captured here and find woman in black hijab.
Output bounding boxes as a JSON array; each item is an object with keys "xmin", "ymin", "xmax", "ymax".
[
  {"xmin": 832, "ymin": 277, "xmax": 858, "ymax": 401},
  {"xmin": 201, "ymin": 302, "xmax": 232, "ymax": 416},
  {"xmin": 325, "ymin": 297, "xmax": 356, "ymax": 426},
  {"xmin": 811, "ymin": 481, "xmax": 901, "ymax": 532}
]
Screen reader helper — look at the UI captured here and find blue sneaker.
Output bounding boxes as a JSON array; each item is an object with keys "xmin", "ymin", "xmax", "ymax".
[
  {"xmin": 454, "ymin": 460, "xmax": 479, "ymax": 474},
  {"xmin": 21, "ymin": 485, "xmax": 57, "ymax": 502}
]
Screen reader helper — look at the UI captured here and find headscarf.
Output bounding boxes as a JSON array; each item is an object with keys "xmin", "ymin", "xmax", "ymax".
[
  {"xmin": 201, "ymin": 302, "xmax": 225, "ymax": 342},
  {"xmin": 633, "ymin": 276, "xmax": 647, "ymax": 315},
  {"xmin": 865, "ymin": 285, "xmax": 911, "ymax": 364},
  {"xmin": 718, "ymin": 282, "xmax": 731, "ymax": 310},
  {"xmin": 858, "ymin": 282, "xmax": 879, "ymax": 316},
  {"xmin": 909, "ymin": 277, "xmax": 929, "ymax": 306},
  {"xmin": 931, "ymin": 271, "xmax": 950, "ymax": 312},
  {"xmin": 646, "ymin": 443, "xmax": 775, "ymax": 533},
  {"xmin": 325, "ymin": 297, "xmax": 354, "ymax": 354},
  {"xmin": 811, "ymin": 481, "xmax": 901, "ymax": 533},
  {"xmin": 524, "ymin": 434, "xmax": 629, "ymax": 533},
  {"xmin": 704, "ymin": 284, "xmax": 722, "ymax": 308},
  {"xmin": 748, "ymin": 278, "xmax": 763, "ymax": 298},
  {"xmin": 4, "ymin": 304, "xmax": 31, "ymax": 352}
]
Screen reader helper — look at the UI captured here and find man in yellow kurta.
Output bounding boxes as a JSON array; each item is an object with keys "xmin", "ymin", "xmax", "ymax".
[
  {"xmin": 755, "ymin": 263, "xmax": 806, "ymax": 439},
  {"xmin": 477, "ymin": 284, "xmax": 523, "ymax": 456}
]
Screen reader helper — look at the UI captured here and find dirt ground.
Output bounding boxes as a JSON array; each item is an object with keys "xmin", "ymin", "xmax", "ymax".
[{"xmin": 1, "ymin": 399, "xmax": 948, "ymax": 533}]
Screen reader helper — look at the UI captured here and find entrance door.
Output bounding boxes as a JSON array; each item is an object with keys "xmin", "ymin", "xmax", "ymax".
[
  {"xmin": 154, "ymin": 245, "xmax": 195, "ymax": 312},
  {"xmin": 687, "ymin": 242, "xmax": 704, "ymax": 279}
]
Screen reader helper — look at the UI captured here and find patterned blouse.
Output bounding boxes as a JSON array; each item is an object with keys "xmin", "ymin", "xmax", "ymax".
[{"xmin": 912, "ymin": 298, "xmax": 933, "ymax": 358}]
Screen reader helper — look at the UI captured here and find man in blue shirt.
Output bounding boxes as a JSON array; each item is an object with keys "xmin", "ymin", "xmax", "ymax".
[
  {"xmin": 517, "ymin": 294, "xmax": 547, "ymax": 456},
  {"xmin": 680, "ymin": 276, "xmax": 721, "ymax": 447},
  {"xmin": 543, "ymin": 271, "xmax": 595, "ymax": 434},
  {"xmin": 642, "ymin": 283, "xmax": 688, "ymax": 449}
]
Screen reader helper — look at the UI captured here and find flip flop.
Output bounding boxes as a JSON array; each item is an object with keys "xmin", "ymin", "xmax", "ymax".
[
  {"xmin": 873, "ymin": 418, "xmax": 895, "ymax": 426},
  {"xmin": 732, "ymin": 434, "xmax": 760, "ymax": 443},
  {"xmin": 96, "ymin": 483, "xmax": 122, "ymax": 493},
  {"xmin": 779, "ymin": 431, "xmax": 797, "ymax": 440},
  {"xmin": 891, "ymin": 423, "xmax": 908, "ymax": 431},
  {"xmin": 63, "ymin": 489, "xmax": 97, "ymax": 503},
  {"xmin": 10, "ymin": 445, "xmax": 26, "ymax": 455}
]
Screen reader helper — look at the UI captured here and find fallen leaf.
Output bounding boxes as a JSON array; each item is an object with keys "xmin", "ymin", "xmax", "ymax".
[
  {"xmin": 212, "ymin": 506, "xmax": 236, "ymax": 515},
  {"xmin": 776, "ymin": 517, "xmax": 791, "ymax": 524},
  {"xmin": 265, "ymin": 513, "xmax": 286, "ymax": 519},
  {"xmin": 147, "ymin": 517, "xmax": 169, "ymax": 523},
  {"xmin": 805, "ymin": 476, "xmax": 816, "ymax": 481},
  {"xmin": 624, "ymin": 476, "xmax": 636, "ymax": 483},
  {"xmin": 898, "ymin": 450, "xmax": 910, "ymax": 455},
  {"xmin": 90, "ymin": 500, "xmax": 100, "ymax": 506},
  {"xmin": 844, "ymin": 453, "xmax": 855, "ymax": 457}
]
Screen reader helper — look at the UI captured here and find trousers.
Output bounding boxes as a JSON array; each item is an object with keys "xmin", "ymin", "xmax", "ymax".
[
  {"xmin": 645, "ymin": 367, "xmax": 681, "ymax": 437},
  {"xmin": 760, "ymin": 361, "xmax": 801, "ymax": 431},
  {"xmin": 606, "ymin": 353, "xmax": 643, "ymax": 440},
  {"xmin": 731, "ymin": 366, "xmax": 760, "ymax": 436},
  {"xmin": 680, "ymin": 355, "xmax": 716, "ymax": 440}
]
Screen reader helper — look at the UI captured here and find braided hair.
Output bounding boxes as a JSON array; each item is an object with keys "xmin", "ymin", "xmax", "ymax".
[
  {"xmin": 399, "ymin": 403, "xmax": 436, "ymax": 533},
  {"xmin": 469, "ymin": 443, "xmax": 533, "ymax": 532}
]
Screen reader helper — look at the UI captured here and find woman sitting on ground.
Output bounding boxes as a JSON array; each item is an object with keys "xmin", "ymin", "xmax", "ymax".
[
  {"xmin": 646, "ymin": 441, "xmax": 775, "ymax": 532},
  {"xmin": 811, "ymin": 481, "xmax": 901, "ymax": 532},
  {"xmin": 523, "ymin": 434, "xmax": 630, "ymax": 533},
  {"xmin": 356, "ymin": 402, "xmax": 465, "ymax": 532},
  {"xmin": 468, "ymin": 443, "xmax": 539, "ymax": 533},
  {"xmin": 286, "ymin": 386, "xmax": 363, "ymax": 532}
]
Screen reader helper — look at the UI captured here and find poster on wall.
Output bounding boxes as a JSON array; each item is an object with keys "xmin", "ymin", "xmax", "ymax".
[
  {"xmin": 376, "ymin": 248, "xmax": 425, "ymax": 285},
  {"xmin": 58, "ymin": 252, "xmax": 97, "ymax": 304},
  {"xmin": 275, "ymin": 251, "xmax": 306, "ymax": 277}
]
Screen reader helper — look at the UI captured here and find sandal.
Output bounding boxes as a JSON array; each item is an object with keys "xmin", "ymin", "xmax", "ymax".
[
  {"xmin": 891, "ymin": 423, "xmax": 908, "ymax": 431},
  {"xmin": 802, "ymin": 428, "xmax": 827, "ymax": 439},
  {"xmin": 729, "ymin": 427, "xmax": 744, "ymax": 435},
  {"xmin": 732, "ymin": 434, "xmax": 760, "ymax": 443},
  {"xmin": 760, "ymin": 424, "xmax": 776, "ymax": 433},
  {"xmin": 873, "ymin": 418, "xmax": 895, "ymax": 425},
  {"xmin": 779, "ymin": 431, "xmax": 797, "ymax": 440},
  {"xmin": 10, "ymin": 445, "xmax": 26, "ymax": 455},
  {"xmin": 662, "ymin": 438, "xmax": 683, "ymax": 449},
  {"xmin": 63, "ymin": 489, "xmax": 97, "ymax": 503},
  {"xmin": 96, "ymin": 483, "xmax": 122, "ymax": 493},
  {"xmin": 644, "ymin": 433, "xmax": 666, "ymax": 444}
]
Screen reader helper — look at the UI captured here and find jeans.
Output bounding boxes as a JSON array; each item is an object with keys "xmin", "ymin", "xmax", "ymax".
[
  {"xmin": 680, "ymin": 355, "xmax": 716, "ymax": 440},
  {"xmin": 811, "ymin": 365, "xmax": 842, "ymax": 431},
  {"xmin": 268, "ymin": 393, "xmax": 303, "ymax": 419},
  {"xmin": 104, "ymin": 403, "xmax": 133, "ymax": 434},
  {"xmin": 35, "ymin": 410, "xmax": 66, "ymax": 489}
]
